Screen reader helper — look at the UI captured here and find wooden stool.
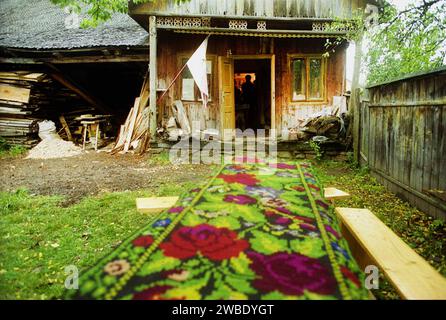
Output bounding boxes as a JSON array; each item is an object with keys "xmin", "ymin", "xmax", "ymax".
[{"xmin": 81, "ymin": 120, "xmax": 103, "ymax": 151}]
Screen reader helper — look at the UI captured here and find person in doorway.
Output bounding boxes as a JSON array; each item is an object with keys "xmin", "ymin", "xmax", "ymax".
[{"xmin": 241, "ymin": 75, "xmax": 257, "ymax": 129}]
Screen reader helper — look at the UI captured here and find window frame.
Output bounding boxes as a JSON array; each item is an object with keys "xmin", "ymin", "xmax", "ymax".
[
  {"xmin": 288, "ymin": 54, "xmax": 327, "ymax": 103},
  {"xmin": 178, "ymin": 53, "xmax": 216, "ymax": 103}
]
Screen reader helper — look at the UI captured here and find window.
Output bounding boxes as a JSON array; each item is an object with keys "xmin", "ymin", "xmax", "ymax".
[
  {"xmin": 181, "ymin": 58, "xmax": 213, "ymax": 101},
  {"xmin": 290, "ymin": 56, "xmax": 326, "ymax": 101}
]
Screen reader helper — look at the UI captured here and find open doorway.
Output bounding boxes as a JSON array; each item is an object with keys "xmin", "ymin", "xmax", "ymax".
[{"xmin": 234, "ymin": 59, "xmax": 271, "ymax": 131}]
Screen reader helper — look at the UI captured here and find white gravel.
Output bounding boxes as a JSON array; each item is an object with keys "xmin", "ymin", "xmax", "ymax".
[{"xmin": 26, "ymin": 138, "xmax": 82, "ymax": 159}]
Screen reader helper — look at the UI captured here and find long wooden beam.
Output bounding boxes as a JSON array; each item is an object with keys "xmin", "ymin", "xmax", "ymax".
[
  {"xmin": 149, "ymin": 15, "xmax": 157, "ymax": 138},
  {"xmin": 0, "ymin": 54, "xmax": 149, "ymax": 65},
  {"xmin": 46, "ymin": 64, "xmax": 112, "ymax": 115}
]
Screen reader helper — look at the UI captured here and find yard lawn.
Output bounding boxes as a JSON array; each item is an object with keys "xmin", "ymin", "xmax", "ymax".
[
  {"xmin": 0, "ymin": 154, "xmax": 444, "ymax": 300},
  {"xmin": 313, "ymin": 160, "xmax": 446, "ymax": 299}
]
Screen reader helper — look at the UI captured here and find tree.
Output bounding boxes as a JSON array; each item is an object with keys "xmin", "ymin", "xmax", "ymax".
[
  {"xmin": 51, "ymin": 0, "xmax": 134, "ymax": 27},
  {"xmin": 50, "ymin": 0, "xmax": 187, "ymax": 27},
  {"xmin": 364, "ymin": 0, "xmax": 446, "ymax": 85}
]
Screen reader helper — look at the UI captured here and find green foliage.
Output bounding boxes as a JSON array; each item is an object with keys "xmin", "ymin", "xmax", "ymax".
[
  {"xmin": 365, "ymin": 1, "xmax": 446, "ymax": 85},
  {"xmin": 0, "ymin": 138, "xmax": 27, "ymax": 159},
  {"xmin": 309, "ymin": 140, "xmax": 323, "ymax": 161},
  {"xmin": 50, "ymin": 0, "xmax": 189, "ymax": 28},
  {"xmin": 0, "ymin": 137, "xmax": 8, "ymax": 151},
  {"xmin": 323, "ymin": 9, "xmax": 367, "ymax": 58}
]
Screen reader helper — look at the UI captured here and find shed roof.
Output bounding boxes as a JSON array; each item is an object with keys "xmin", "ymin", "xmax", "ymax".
[{"xmin": 0, "ymin": 0, "xmax": 149, "ymax": 50}]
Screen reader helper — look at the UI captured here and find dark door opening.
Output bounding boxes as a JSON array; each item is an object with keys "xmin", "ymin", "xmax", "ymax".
[{"xmin": 234, "ymin": 59, "xmax": 271, "ymax": 131}]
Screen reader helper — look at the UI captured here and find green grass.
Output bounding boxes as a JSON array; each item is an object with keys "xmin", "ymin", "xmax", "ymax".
[
  {"xmin": 0, "ymin": 143, "xmax": 27, "ymax": 159},
  {"xmin": 313, "ymin": 160, "xmax": 446, "ymax": 299},
  {"xmin": 0, "ymin": 181, "xmax": 199, "ymax": 300},
  {"xmin": 147, "ymin": 151, "xmax": 171, "ymax": 166},
  {"xmin": 1, "ymin": 157, "xmax": 443, "ymax": 300}
]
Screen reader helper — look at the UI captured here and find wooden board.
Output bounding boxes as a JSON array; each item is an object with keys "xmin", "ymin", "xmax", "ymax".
[
  {"xmin": 136, "ymin": 197, "xmax": 179, "ymax": 214},
  {"xmin": 0, "ymin": 84, "xmax": 31, "ymax": 103},
  {"xmin": 218, "ymin": 56, "xmax": 234, "ymax": 139},
  {"xmin": 335, "ymin": 207, "xmax": 446, "ymax": 300},
  {"xmin": 59, "ymin": 115, "xmax": 73, "ymax": 141},
  {"xmin": 123, "ymin": 98, "xmax": 140, "ymax": 152},
  {"xmin": 324, "ymin": 187, "xmax": 350, "ymax": 200}
]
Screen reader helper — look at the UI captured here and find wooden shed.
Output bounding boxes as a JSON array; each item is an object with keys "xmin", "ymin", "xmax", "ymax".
[{"xmin": 129, "ymin": 0, "xmax": 376, "ymax": 139}]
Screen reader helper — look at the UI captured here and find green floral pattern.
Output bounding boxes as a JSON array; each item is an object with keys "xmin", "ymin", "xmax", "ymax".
[{"xmin": 66, "ymin": 161, "xmax": 369, "ymax": 300}]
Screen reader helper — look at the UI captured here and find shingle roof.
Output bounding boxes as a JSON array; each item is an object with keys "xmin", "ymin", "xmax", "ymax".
[{"xmin": 0, "ymin": 0, "xmax": 149, "ymax": 50}]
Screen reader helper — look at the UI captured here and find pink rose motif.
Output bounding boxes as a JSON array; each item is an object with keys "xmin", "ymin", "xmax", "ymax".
[
  {"xmin": 294, "ymin": 216, "xmax": 314, "ymax": 223},
  {"xmin": 234, "ymin": 156, "xmax": 264, "ymax": 164},
  {"xmin": 316, "ymin": 199, "xmax": 330, "ymax": 210},
  {"xmin": 325, "ymin": 225, "xmax": 341, "ymax": 239},
  {"xmin": 218, "ymin": 173, "xmax": 259, "ymax": 186},
  {"xmin": 276, "ymin": 207, "xmax": 293, "ymax": 215},
  {"xmin": 161, "ymin": 224, "xmax": 249, "ymax": 261},
  {"xmin": 300, "ymin": 223, "xmax": 317, "ymax": 231},
  {"xmin": 275, "ymin": 217, "xmax": 292, "ymax": 225},
  {"xmin": 224, "ymin": 194, "xmax": 257, "ymax": 205},
  {"xmin": 132, "ymin": 235, "xmax": 154, "ymax": 248},
  {"xmin": 292, "ymin": 186, "xmax": 305, "ymax": 192},
  {"xmin": 341, "ymin": 266, "xmax": 361, "ymax": 288},
  {"xmin": 133, "ymin": 285, "xmax": 183, "ymax": 300},
  {"xmin": 168, "ymin": 206, "xmax": 184, "ymax": 213},
  {"xmin": 248, "ymin": 251, "xmax": 337, "ymax": 296},
  {"xmin": 269, "ymin": 163, "xmax": 297, "ymax": 170}
]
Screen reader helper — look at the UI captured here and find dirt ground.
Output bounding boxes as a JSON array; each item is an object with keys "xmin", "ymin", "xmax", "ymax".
[{"xmin": 0, "ymin": 151, "xmax": 214, "ymax": 205}]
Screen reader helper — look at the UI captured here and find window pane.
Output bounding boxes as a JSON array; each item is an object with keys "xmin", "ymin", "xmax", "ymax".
[
  {"xmin": 309, "ymin": 58, "xmax": 323, "ymax": 99},
  {"xmin": 182, "ymin": 58, "xmax": 212, "ymax": 101},
  {"xmin": 182, "ymin": 58, "xmax": 193, "ymax": 79},
  {"xmin": 292, "ymin": 59, "xmax": 306, "ymax": 100}
]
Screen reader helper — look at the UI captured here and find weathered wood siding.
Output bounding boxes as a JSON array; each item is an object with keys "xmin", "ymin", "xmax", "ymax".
[
  {"xmin": 131, "ymin": 0, "xmax": 369, "ymax": 19},
  {"xmin": 360, "ymin": 68, "xmax": 446, "ymax": 218},
  {"xmin": 156, "ymin": 32, "xmax": 346, "ymax": 134}
]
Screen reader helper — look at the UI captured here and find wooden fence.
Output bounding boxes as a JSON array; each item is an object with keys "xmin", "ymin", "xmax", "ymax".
[{"xmin": 359, "ymin": 66, "xmax": 446, "ymax": 219}]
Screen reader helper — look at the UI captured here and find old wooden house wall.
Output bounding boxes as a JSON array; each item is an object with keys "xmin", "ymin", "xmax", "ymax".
[
  {"xmin": 360, "ymin": 71, "xmax": 446, "ymax": 218},
  {"xmin": 131, "ymin": 0, "xmax": 368, "ymax": 19},
  {"xmin": 275, "ymin": 38, "xmax": 346, "ymax": 131},
  {"xmin": 157, "ymin": 32, "xmax": 346, "ymax": 133}
]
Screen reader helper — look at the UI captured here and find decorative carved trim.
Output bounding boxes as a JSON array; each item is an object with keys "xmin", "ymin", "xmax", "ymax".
[
  {"xmin": 201, "ymin": 17, "xmax": 211, "ymax": 27},
  {"xmin": 312, "ymin": 22, "xmax": 354, "ymax": 32},
  {"xmin": 257, "ymin": 21, "xmax": 267, "ymax": 30},
  {"xmin": 157, "ymin": 16, "xmax": 212, "ymax": 28},
  {"xmin": 229, "ymin": 19, "xmax": 248, "ymax": 30}
]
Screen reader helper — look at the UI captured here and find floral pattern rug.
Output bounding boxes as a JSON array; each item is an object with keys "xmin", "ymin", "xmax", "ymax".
[{"xmin": 67, "ymin": 160, "xmax": 369, "ymax": 300}]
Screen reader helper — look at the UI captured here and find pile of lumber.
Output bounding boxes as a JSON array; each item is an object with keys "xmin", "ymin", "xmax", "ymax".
[
  {"xmin": 111, "ymin": 74, "xmax": 150, "ymax": 154},
  {"xmin": 0, "ymin": 118, "xmax": 39, "ymax": 146},
  {"xmin": 302, "ymin": 115, "xmax": 343, "ymax": 139},
  {"xmin": 0, "ymin": 71, "xmax": 94, "ymax": 147}
]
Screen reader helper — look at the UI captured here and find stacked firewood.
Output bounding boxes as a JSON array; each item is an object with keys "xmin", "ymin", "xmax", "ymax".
[
  {"xmin": 0, "ymin": 71, "xmax": 94, "ymax": 147},
  {"xmin": 111, "ymin": 74, "xmax": 150, "ymax": 154}
]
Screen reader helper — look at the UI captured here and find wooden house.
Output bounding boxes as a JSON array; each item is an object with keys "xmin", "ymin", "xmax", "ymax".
[
  {"xmin": 129, "ymin": 0, "xmax": 377, "ymax": 140},
  {"xmin": 0, "ymin": 0, "xmax": 150, "ymax": 119},
  {"xmin": 0, "ymin": 0, "xmax": 151, "ymax": 145}
]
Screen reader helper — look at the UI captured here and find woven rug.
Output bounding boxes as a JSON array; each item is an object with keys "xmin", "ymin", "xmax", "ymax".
[{"xmin": 67, "ymin": 160, "xmax": 369, "ymax": 300}]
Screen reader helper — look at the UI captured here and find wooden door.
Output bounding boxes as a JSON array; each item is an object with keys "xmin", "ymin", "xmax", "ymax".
[
  {"xmin": 270, "ymin": 54, "xmax": 275, "ymax": 133},
  {"xmin": 218, "ymin": 56, "xmax": 234, "ymax": 139}
]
